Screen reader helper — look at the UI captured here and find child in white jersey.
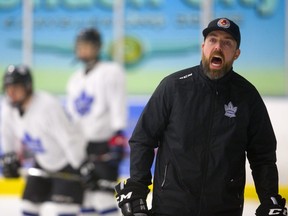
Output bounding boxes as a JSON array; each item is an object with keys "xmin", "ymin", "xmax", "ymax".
[
  {"xmin": 0, "ymin": 65, "xmax": 100, "ymax": 216},
  {"xmin": 66, "ymin": 28, "xmax": 127, "ymax": 216}
]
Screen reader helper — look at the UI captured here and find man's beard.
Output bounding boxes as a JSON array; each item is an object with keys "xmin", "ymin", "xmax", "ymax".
[{"xmin": 202, "ymin": 51, "xmax": 233, "ymax": 80}]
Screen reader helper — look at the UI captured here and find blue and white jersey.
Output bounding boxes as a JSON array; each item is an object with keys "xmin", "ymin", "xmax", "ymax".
[
  {"xmin": 66, "ymin": 61, "xmax": 127, "ymax": 142},
  {"xmin": 0, "ymin": 92, "xmax": 86, "ymax": 171}
]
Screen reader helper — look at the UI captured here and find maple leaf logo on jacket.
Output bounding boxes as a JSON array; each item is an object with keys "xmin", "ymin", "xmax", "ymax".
[{"xmin": 224, "ymin": 101, "xmax": 237, "ymax": 118}]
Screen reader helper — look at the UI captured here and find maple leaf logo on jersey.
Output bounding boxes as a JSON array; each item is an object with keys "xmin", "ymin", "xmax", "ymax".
[
  {"xmin": 224, "ymin": 102, "xmax": 237, "ymax": 118},
  {"xmin": 74, "ymin": 91, "xmax": 94, "ymax": 116},
  {"xmin": 22, "ymin": 132, "xmax": 45, "ymax": 153}
]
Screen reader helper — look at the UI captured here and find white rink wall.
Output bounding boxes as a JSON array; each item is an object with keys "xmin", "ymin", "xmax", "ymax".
[
  {"xmin": 246, "ymin": 97, "xmax": 288, "ymax": 186},
  {"xmin": 0, "ymin": 97, "xmax": 287, "ymax": 215},
  {"xmin": 0, "ymin": 96, "xmax": 287, "ymax": 185}
]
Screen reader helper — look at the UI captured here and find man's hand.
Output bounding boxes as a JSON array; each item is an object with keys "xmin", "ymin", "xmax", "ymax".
[
  {"xmin": 256, "ymin": 195, "xmax": 287, "ymax": 216},
  {"xmin": 0, "ymin": 152, "xmax": 21, "ymax": 178},
  {"xmin": 115, "ymin": 180, "xmax": 150, "ymax": 216}
]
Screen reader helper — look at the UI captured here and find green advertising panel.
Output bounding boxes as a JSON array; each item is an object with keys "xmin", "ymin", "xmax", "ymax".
[{"xmin": 0, "ymin": 0, "xmax": 285, "ymax": 95}]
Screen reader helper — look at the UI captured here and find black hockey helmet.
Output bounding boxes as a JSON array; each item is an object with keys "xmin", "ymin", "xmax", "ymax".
[
  {"xmin": 3, "ymin": 64, "xmax": 32, "ymax": 88},
  {"xmin": 76, "ymin": 28, "xmax": 102, "ymax": 48}
]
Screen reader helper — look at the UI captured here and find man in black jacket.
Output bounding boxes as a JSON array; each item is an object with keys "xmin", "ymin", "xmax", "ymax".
[{"xmin": 115, "ymin": 17, "xmax": 287, "ymax": 216}]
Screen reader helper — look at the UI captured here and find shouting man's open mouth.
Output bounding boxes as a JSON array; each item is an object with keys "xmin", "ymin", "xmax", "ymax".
[
  {"xmin": 210, "ymin": 54, "xmax": 224, "ymax": 70},
  {"xmin": 202, "ymin": 49, "xmax": 234, "ymax": 80}
]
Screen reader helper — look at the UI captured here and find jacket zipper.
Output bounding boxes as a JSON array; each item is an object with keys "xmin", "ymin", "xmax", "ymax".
[
  {"xmin": 161, "ymin": 163, "xmax": 169, "ymax": 188},
  {"xmin": 197, "ymin": 84, "xmax": 218, "ymax": 216}
]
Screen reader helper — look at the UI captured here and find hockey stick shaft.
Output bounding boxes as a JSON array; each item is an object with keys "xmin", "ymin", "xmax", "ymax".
[{"xmin": 21, "ymin": 167, "xmax": 117, "ymax": 190}]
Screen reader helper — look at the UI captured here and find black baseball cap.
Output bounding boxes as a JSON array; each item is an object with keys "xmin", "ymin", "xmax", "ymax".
[{"xmin": 202, "ymin": 18, "xmax": 241, "ymax": 48}]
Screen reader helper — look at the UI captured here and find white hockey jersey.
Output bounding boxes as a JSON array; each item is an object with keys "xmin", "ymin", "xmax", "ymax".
[
  {"xmin": 0, "ymin": 92, "xmax": 86, "ymax": 172},
  {"xmin": 66, "ymin": 61, "xmax": 127, "ymax": 142}
]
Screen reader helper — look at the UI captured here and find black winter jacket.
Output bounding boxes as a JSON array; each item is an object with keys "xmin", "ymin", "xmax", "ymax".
[{"xmin": 129, "ymin": 64, "xmax": 278, "ymax": 216}]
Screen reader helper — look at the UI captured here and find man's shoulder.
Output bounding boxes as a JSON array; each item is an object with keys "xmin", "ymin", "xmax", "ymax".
[
  {"xmin": 152, "ymin": 66, "xmax": 199, "ymax": 95},
  {"xmin": 163, "ymin": 65, "xmax": 199, "ymax": 83},
  {"xmin": 231, "ymin": 71, "xmax": 258, "ymax": 91}
]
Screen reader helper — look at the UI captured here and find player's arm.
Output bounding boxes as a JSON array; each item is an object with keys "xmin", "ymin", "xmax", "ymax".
[
  {"xmin": 106, "ymin": 63, "xmax": 127, "ymax": 132},
  {"xmin": 0, "ymin": 99, "xmax": 21, "ymax": 178},
  {"xmin": 0, "ymin": 99, "xmax": 19, "ymax": 153},
  {"xmin": 46, "ymin": 98, "xmax": 87, "ymax": 169},
  {"xmin": 105, "ymin": 63, "xmax": 128, "ymax": 164},
  {"xmin": 46, "ymin": 99, "xmax": 101, "ymax": 190},
  {"xmin": 65, "ymin": 74, "xmax": 82, "ymax": 122}
]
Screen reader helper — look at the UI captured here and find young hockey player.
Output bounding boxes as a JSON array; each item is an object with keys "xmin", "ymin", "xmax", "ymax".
[
  {"xmin": 0, "ymin": 65, "xmax": 99, "ymax": 216},
  {"xmin": 66, "ymin": 28, "xmax": 127, "ymax": 216}
]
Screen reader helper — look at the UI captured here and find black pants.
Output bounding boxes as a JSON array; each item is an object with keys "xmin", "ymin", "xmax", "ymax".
[
  {"xmin": 22, "ymin": 163, "xmax": 84, "ymax": 204},
  {"xmin": 86, "ymin": 141, "xmax": 120, "ymax": 182}
]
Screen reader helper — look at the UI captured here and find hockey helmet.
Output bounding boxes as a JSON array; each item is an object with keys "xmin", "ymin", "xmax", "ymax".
[
  {"xmin": 76, "ymin": 28, "xmax": 102, "ymax": 48},
  {"xmin": 3, "ymin": 65, "xmax": 32, "ymax": 88}
]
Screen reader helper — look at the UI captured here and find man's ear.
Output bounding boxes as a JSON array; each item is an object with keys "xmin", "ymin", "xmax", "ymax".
[
  {"xmin": 201, "ymin": 42, "xmax": 205, "ymax": 50},
  {"xmin": 234, "ymin": 49, "xmax": 241, "ymax": 60}
]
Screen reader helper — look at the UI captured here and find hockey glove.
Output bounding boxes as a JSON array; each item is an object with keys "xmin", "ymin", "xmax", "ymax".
[
  {"xmin": 79, "ymin": 160, "xmax": 100, "ymax": 190},
  {"xmin": 0, "ymin": 152, "xmax": 21, "ymax": 178},
  {"xmin": 115, "ymin": 180, "xmax": 150, "ymax": 216},
  {"xmin": 256, "ymin": 195, "xmax": 287, "ymax": 216},
  {"xmin": 108, "ymin": 131, "xmax": 127, "ymax": 165}
]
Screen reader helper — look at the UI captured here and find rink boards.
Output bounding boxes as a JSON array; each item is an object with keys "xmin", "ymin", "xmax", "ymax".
[{"xmin": 0, "ymin": 97, "xmax": 287, "ymax": 199}]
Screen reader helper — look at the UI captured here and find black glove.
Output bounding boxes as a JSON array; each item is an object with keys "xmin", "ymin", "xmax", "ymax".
[
  {"xmin": 0, "ymin": 152, "xmax": 21, "ymax": 178},
  {"xmin": 79, "ymin": 160, "xmax": 99, "ymax": 190},
  {"xmin": 115, "ymin": 180, "xmax": 150, "ymax": 216},
  {"xmin": 256, "ymin": 195, "xmax": 287, "ymax": 216}
]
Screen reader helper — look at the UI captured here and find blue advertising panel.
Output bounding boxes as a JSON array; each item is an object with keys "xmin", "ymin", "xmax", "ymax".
[{"xmin": 0, "ymin": 0, "xmax": 285, "ymax": 95}]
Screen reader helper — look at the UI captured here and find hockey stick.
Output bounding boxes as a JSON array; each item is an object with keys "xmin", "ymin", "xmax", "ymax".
[
  {"xmin": 88, "ymin": 151, "xmax": 128, "ymax": 162},
  {"xmin": 88, "ymin": 153, "xmax": 115, "ymax": 162},
  {"xmin": 21, "ymin": 167, "xmax": 117, "ymax": 190}
]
